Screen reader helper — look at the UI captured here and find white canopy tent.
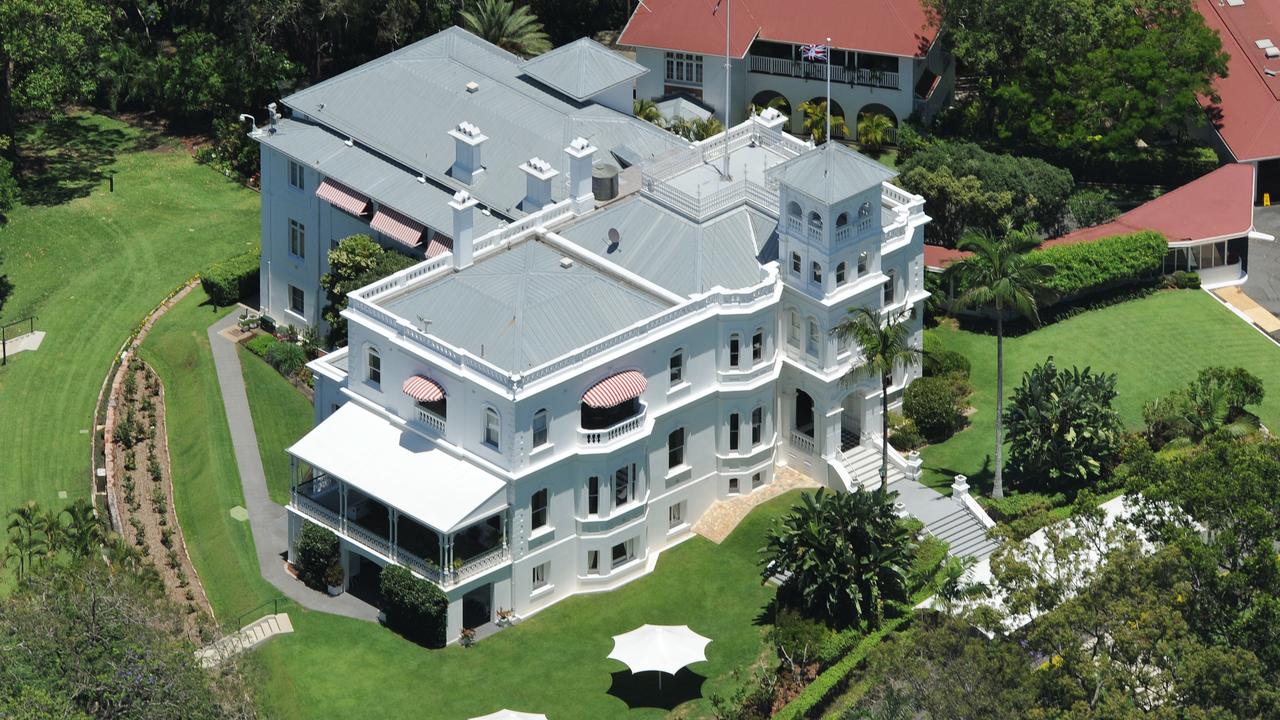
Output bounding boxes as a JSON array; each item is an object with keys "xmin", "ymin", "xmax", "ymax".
[
  {"xmin": 468, "ymin": 711, "xmax": 548, "ymax": 720},
  {"xmin": 607, "ymin": 624, "xmax": 711, "ymax": 689}
]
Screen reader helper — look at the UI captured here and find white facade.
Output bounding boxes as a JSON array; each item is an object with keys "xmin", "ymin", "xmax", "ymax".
[{"xmin": 284, "ymin": 116, "xmax": 930, "ymax": 642}]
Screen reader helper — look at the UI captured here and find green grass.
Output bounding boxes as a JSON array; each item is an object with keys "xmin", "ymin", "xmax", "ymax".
[
  {"xmin": 138, "ymin": 289, "xmax": 277, "ymax": 619},
  {"xmin": 0, "ymin": 113, "xmax": 258, "ymax": 518},
  {"xmin": 919, "ymin": 290, "xmax": 1280, "ymax": 495},
  {"xmin": 239, "ymin": 345, "xmax": 313, "ymax": 505}
]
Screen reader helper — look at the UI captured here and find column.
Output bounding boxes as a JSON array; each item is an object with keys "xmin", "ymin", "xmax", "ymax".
[
  {"xmin": 500, "ymin": 512, "xmax": 508, "ymax": 553},
  {"xmin": 438, "ymin": 531, "xmax": 446, "ymax": 577},
  {"xmin": 339, "ymin": 482, "xmax": 349, "ymax": 533},
  {"xmin": 289, "ymin": 456, "xmax": 298, "ymax": 496},
  {"xmin": 389, "ymin": 508, "xmax": 398, "ymax": 561}
]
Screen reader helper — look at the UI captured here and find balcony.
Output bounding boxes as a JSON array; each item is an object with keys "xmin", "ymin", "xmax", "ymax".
[
  {"xmin": 579, "ymin": 400, "xmax": 647, "ymax": 447},
  {"xmin": 748, "ymin": 55, "xmax": 900, "ymax": 90},
  {"xmin": 415, "ymin": 406, "xmax": 446, "ymax": 434}
]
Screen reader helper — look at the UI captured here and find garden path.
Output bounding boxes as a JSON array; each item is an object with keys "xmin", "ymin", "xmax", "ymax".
[{"xmin": 693, "ymin": 466, "xmax": 819, "ymax": 543}]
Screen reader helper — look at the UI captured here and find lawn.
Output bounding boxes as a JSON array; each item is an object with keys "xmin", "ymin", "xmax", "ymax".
[
  {"xmin": 919, "ymin": 290, "xmax": 1280, "ymax": 494},
  {"xmin": 0, "ymin": 113, "xmax": 259, "ymax": 519},
  {"xmin": 239, "ymin": 346, "xmax": 313, "ymax": 505}
]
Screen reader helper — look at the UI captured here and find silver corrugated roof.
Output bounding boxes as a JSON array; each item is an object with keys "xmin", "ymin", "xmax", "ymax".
[
  {"xmin": 379, "ymin": 238, "xmax": 674, "ymax": 371},
  {"xmin": 281, "ymin": 27, "xmax": 683, "ymax": 218},
  {"xmin": 771, "ymin": 141, "xmax": 896, "ymax": 204},
  {"xmin": 259, "ymin": 118, "xmax": 501, "ymax": 237},
  {"xmin": 519, "ymin": 38, "xmax": 647, "ymax": 101},
  {"xmin": 656, "ymin": 96, "xmax": 714, "ymax": 122},
  {"xmin": 557, "ymin": 195, "xmax": 773, "ymax": 297}
]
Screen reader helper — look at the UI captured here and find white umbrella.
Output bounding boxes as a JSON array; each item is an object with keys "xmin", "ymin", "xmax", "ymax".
[
  {"xmin": 468, "ymin": 711, "xmax": 547, "ymax": 720},
  {"xmin": 607, "ymin": 624, "xmax": 711, "ymax": 689}
]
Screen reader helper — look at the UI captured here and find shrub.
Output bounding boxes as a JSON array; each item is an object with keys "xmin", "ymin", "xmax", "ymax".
[
  {"xmin": 770, "ymin": 606, "xmax": 834, "ymax": 666},
  {"xmin": 1029, "ymin": 231, "xmax": 1166, "ymax": 299},
  {"xmin": 1066, "ymin": 188, "xmax": 1119, "ymax": 228},
  {"xmin": 201, "ymin": 248, "xmax": 261, "ymax": 307},
  {"xmin": 265, "ymin": 340, "xmax": 307, "ymax": 377},
  {"xmin": 903, "ymin": 376, "xmax": 966, "ymax": 441},
  {"xmin": 924, "ymin": 349, "xmax": 970, "ymax": 379},
  {"xmin": 889, "ymin": 418, "xmax": 925, "ymax": 451},
  {"xmin": 1172, "ymin": 270, "xmax": 1201, "ymax": 289},
  {"xmin": 244, "ymin": 333, "xmax": 278, "ymax": 358},
  {"xmin": 908, "ymin": 535, "xmax": 949, "ymax": 594},
  {"xmin": 294, "ymin": 522, "xmax": 340, "ymax": 590},
  {"xmin": 380, "ymin": 565, "xmax": 449, "ymax": 647}
]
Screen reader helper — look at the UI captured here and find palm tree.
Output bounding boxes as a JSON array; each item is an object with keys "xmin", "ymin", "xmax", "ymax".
[
  {"xmin": 856, "ymin": 113, "xmax": 895, "ymax": 156},
  {"xmin": 36, "ymin": 506, "xmax": 64, "ymax": 562},
  {"xmin": 833, "ymin": 308, "xmax": 923, "ymax": 490},
  {"xmin": 633, "ymin": 98, "xmax": 662, "ymax": 125},
  {"xmin": 947, "ymin": 232, "xmax": 1054, "ymax": 499},
  {"xmin": 761, "ymin": 489, "xmax": 911, "ymax": 629},
  {"xmin": 61, "ymin": 498, "xmax": 105, "ymax": 559},
  {"xmin": 459, "ymin": 0, "xmax": 552, "ymax": 57},
  {"xmin": 668, "ymin": 115, "xmax": 724, "ymax": 142},
  {"xmin": 5, "ymin": 500, "xmax": 47, "ymax": 581},
  {"xmin": 799, "ymin": 100, "xmax": 848, "ymax": 144},
  {"xmin": 933, "ymin": 556, "xmax": 988, "ymax": 615}
]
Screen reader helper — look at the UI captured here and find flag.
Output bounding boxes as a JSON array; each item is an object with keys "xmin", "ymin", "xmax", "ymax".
[{"xmin": 801, "ymin": 44, "xmax": 828, "ymax": 61}]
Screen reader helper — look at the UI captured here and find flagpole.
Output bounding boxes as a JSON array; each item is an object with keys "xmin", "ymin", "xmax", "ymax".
[
  {"xmin": 723, "ymin": 0, "xmax": 732, "ymax": 179},
  {"xmin": 825, "ymin": 37, "xmax": 832, "ymax": 145}
]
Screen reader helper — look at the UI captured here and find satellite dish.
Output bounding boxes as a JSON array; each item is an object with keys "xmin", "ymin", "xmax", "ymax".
[{"xmin": 606, "ymin": 228, "xmax": 621, "ymax": 252}]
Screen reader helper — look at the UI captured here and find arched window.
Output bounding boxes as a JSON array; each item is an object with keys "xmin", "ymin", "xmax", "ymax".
[
  {"xmin": 791, "ymin": 252, "xmax": 802, "ymax": 275},
  {"xmin": 728, "ymin": 333, "xmax": 741, "ymax": 368},
  {"xmin": 806, "ymin": 319, "xmax": 820, "ymax": 357},
  {"xmin": 884, "ymin": 269, "xmax": 897, "ymax": 304},
  {"xmin": 836, "ymin": 212, "xmax": 849, "ymax": 227},
  {"xmin": 835, "ymin": 262, "xmax": 847, "ymax": 285},
  {"xmin": 483, "ymin": 407, "xmax": 500, "ymax": 449},
  {"xmin": 808, "ymin": 211, "xmax": 823, "ymax": 229},
  {"xmin": 366, "ymin": 347, "xmax": 381, "ymax": 385},
  {"xmin": 787, "ymin": 201, "xmax": 802, "ymax": 218},
  {"xmin": 669, "ymin": 349, "xmax": 684, "ymax": 385},
  {"xmin": 811, "ymin": 262, "xmax": 823, "ymax": 284},
  {"xmin": 857, "ymin": 251, "xmax": 868, "ymax": 275},
  {"xmin": 532, "ymin": 409, "xmax": 548, "ymax": 447},
  {"xmin": 788, "ymin": 311, "xmax": 801, "ymax": 347}
]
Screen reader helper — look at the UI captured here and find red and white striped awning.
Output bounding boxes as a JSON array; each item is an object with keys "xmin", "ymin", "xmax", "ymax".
[
  {"xmin": 425, "ymin": 232, "xmax": 453, "ymax": 258},
  {"xmin": 371, "ymin": 206, "xmax": 425, "ymax": 248},
  {"xmin": 315, "ymin": 179, "xmax": 369, "ymax": 216},
  {"xmin": 402, "ymin": 375, "xmax": 445, "ymax": 403},
  {"xmin": 582, "ymin": 370, "xmax": 647, "ymax": 409}
]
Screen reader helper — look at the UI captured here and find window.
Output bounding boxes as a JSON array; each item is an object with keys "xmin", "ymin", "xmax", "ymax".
[
  {"xmin": 884, "ymin": 269, "xmax": 897, "ymax": 304},
  {"xmin": 669, "ymin": 350, "xmax": 684, "ymax": 384},
  {"xmin": 532, "ymin": 562, "xmax": 549, "ymax": 589},
  {"xmin": 728, "ymin": 477, "xmax": 740, "ymax": 494},
  {"xmin": 614, "ymin": 464, "xmax": 635, "ymax": 508},
  {"xmin": 752, "ymin": 472, "xmax": 763, "ymax": 489},
  {"xmin": 791, "ymin": 252, "xmax": 802, "ymax": 275},
  {"xmin": 787, "ymin": 201, "xmax": 802, "ymax": 219},
  {"xmin": 836, "ymin": 212, "xmax": 849, "ymax": 228},
  {"xmin": 858, "ymin": 251, "xmax": 868, "ymax": 275},
  {"xmin": 668, "ymin": 428, "xmax": 685, "ymax": 469},
  {"xmin": 288, "ymin": 160, "xmax": 305, "ymax": 190},
  {"xmin": 751, "ymin": 407, "xmax": 763, "ymax": 446},
  {"xmin": 807, "ymin": 319, "xmax": 820, "ymax": 357},
  {"xmin": 836, "ymin": 262, "xmax": 847, "ymax": 285},
  {"xmin": 532, "ymin": 409, "xmax": 548, "ymax": 447},
  {"xmin": 752, "ymin": 329, "xmax": 764, "ymax": 362},
  {"xmin": 288, "ymin": 285, "xmax": 305, "ymax": 316},
  {"xmin": 587, "ymin": 550, "xmax": 600, "ymax": 575},
  {"xmin": 288, "ymin": 219, "xmax": 306, "ymax": 259},
  {"xmin": 669, "ymin": 502, "xmax": 686, "ymax": 529},
  {"xmin": 484, "ymin": 408, "xmax": 500, "ymax": 449},
  {"xmin": 664, "ymin": 52, "xmax": 703, "ymax": 84},
  {"xmin": 808, "ymin": 211, "xmax": 823, "ymax": 229},
  {"xmin": 365, "ymin": 347, "xmax": 381, "ymax": 385},
  {"xmin": 728, "ymin": 334, "xmax": 741, "ymax": 368},
  {"xmin": 859, "ymin": 201, "xmax": 872, "ymax": 218},
  {"xmin": 812, "ymin": 262, "xmax": 823, "ymax": 284},
  {"xmin": 789, "ymin": 311, "xmax": 801, "ymax": 347},
  {"xmin": 611, "ymin": 538, "xmax": 637, "ymax": 568},
  {"xmin": 728, "ymin": 413, "xmax": 740, "ymax": 451},
  {"xmin": 531, "ymin": 488, "xmax": 548, "ymax": 529},
  {"xmin": 587, "ymin": 476, "xmax": 600, "ymax": 515}
]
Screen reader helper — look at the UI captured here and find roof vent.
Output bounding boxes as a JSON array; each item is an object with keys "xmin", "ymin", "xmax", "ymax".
[
  {"xmin": 466, "ymin": 81, "xmax": 480, "ymax": 93},
  {"xmin": 344, "ymin": 138, "xmax": 354, "ymax": 147},
  {"xmin": 1267, "ymin": 69, "xmax": 1278, "ymax": 77},
  {"xmin": 559, "ymin": 257, "xmax": 575, "ymax": 269},
  {"xmin": 1268, "ymin": 47, "xmax": 1280, "ymax": 58},
  {"xmin": 1256, "ymin": 39, "xmax": 1274, "ymax": 49}
]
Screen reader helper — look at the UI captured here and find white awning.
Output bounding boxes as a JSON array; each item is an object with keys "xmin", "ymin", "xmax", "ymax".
[{"xmin": 288, "ymin": 403, "xmax": 506, "ymax": 534}]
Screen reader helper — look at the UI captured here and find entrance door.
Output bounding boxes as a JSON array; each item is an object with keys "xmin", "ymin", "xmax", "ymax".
[
  {"xmin": 462, "ymin": 583, "xmax": 493, "ymax": 629},
  {"xmin": 794, "ymin": 389, "xmax": 815, "ymax": 437}
]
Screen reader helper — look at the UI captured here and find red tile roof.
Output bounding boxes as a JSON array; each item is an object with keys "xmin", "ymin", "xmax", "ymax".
[
  {"xmin": 1195, "ymin": 0, "xmax": 1280, "ymax": 161},
  {"xmin": 923, "ymin": 163, "xmax": 1255, "ymax": 269},
  {"xmin": 619, "ymin": 0, "xmax": 939, "ymax": 60}
]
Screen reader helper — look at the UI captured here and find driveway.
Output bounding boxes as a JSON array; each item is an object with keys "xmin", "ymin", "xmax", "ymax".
[{"xmin": 1245, "ymin": 206, "xmax": 1280, "ymax": 315}]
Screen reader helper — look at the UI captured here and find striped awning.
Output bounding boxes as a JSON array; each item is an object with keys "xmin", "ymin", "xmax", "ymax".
[
  {"xmin": 582, "ymin": 370, "xmax": 647, "ymax": 409},
  {"xmin": 403, "ymin": 375, "xmax": 445, "ymax": 403},
  {"xmin": 315, "ymin": 179, "xmax": 369, "ymax": 216},
  {"xmin": 371, "ymin": 206, "xmax": 425, "ymax": 248},
  {"xmin": 425, "ymin": 232, "xmax": 453, "ymax": 259}
]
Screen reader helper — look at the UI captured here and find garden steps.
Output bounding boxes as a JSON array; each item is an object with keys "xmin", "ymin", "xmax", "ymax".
[
  {"xmin": 925, "ymin": 508, "xmax": 1000, "ymax": 559},
  {"xmin": 196, "ymin": 613, "xmax": 293, "ymax": 668},
  {"xmin": 839, "ymin": 445, "xmax": 905, "ymax": 492}
]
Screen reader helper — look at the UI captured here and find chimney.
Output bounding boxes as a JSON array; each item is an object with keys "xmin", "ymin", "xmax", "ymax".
[
  {"xmin": 755, "ymin": 106, "xmax": 788, "ymax": 133},
  {"xmin": 565, "ymin": 137, "xmax": 597, "ymax": 214},
  {"xmin": 449, "ymin": 189, "xmax": 479, "ymax": 270},
  {"xmin": 520, "ymin": 157, "xmax": 559, "ymax": 212},
  {"xmin": 448, "ymin": 121, "xmax": 487, "ymax": 184}
]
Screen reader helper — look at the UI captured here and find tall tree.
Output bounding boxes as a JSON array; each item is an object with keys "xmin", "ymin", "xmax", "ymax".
[
  {"xmin": 320, "ymin": 234, "xmax": 415, "ymax": 347},
  {"xmin": 460, "ymin": 0, "xmax": 552, "ymax": 57},
  {"xmin": 59, "ymin": 498, "xmax": 104, "ymax": 559},
  {"xmin": 4, "ymin": 500, "xmax": 45, "ymax": 580},
  {"xmin": 856, "ymin": 112, "xmax": 895, "ymax": 156},
  {"xmin": 799, "ymin": 100, "xmax": 847, "ymax": 144},
  {"xmin": 946, "ymin": 231, "xmax": 1053, "ymax": 499},
  {"xmin": 833, "ymin": 307, "xmax": 922, "ymax": 490}
]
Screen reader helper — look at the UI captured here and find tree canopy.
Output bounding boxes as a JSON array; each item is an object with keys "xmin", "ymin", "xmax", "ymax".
[{"xmin": 320, "ymin": 234, "xmax": 416, "ymax": 347}]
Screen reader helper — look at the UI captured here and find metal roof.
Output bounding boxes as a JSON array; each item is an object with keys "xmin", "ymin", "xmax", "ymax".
[
  {"xmin": 281, "ymin": 27, "xmax": 684, "ymax": 218},
  {"xmin": 656, "ymin": 96, "xmax": 714, "ymax": 122},
  {"xmin": 556, "ymin": 195, "xmax": 773, "ymax": 297},
  {"xmin": 258, "ymin": 118, "xmax": 501, "ymax": 237},
  {"xmin": 771, "ymin": 141, "xmax": 897, "ymax": 204},
  {"xmin": 378, "ymin": 238, "xmax": 674, "ymax": 371},
  {"xmin": 519, "ymin": 38, "xmax": 648, "ymax": 101}
]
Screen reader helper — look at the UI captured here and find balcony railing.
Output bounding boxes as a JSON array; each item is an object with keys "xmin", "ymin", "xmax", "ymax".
[
  {"xmin": 415, "ymin": 407, "xmax": 446, "ymax": 434},
  {"xmin": 790, "ymin": 430, "xmax": 816, "ymax": 455},
  {"xmin": 453, "ymin": 545, "xmax": 510, "ymax": 583},
  {"xmin": 748, "ymin": 55, "xmax": 900, "ymax": 90},
  {"xmin": 292, "ymin": 492, "xmax": 341, "ymax": 531},
  {"xmin": 579, "ymin": 405, "xmax": 647, "ymax": 446},
  {"xmin": 399, "ymin": 549, "xmax": 445, "ymax": 584},
  {"xmin": 347, "ymin": 521, "xmax": 391, "ymax": 558}
]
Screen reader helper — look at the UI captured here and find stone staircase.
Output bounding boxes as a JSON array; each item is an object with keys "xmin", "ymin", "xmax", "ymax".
[
  {"xmin": 925, "ymin": 507, "xmax": 1000, "ymax": 559},
  {"xmin": 196, "ymin": 613, "xmax": 294, "ymax": 668},
  {"xmin": 839, "ymin": 444, "xmax": 905, "ymax": 492}
]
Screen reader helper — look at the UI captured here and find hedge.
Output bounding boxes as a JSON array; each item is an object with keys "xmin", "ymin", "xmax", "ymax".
[
  {"xmin": 295, "ymin": 522, "xmax": 339, "ymax": 590},
  {"xmin": 381, "ymin": 565, "xmax": 449, "ymax": 648},
  {"xmin": 201, "ymin": 247, "xmax": 261, "ymax": 306},
  {"xmin": 775, "ymin": 615, "xmax": 913, "ymax": 720},
  {"xmin": 1030, "ymin": 231, "xmax": 1166, "ymax": 300},
  {"xmin": 265, "ymin": 340, "xmax": 307, "ymax": 376}
]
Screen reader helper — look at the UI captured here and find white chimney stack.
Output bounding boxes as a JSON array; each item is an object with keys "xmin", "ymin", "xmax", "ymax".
[
  {"xmin": 449, "ymin": 189, "xmax": 479, "ymax": 270},
  {"xmin": 565, "ymin": 137, "xmax": 597, "ymax": 214},
  {"xmin": 520, "ymin": 157, "xmax": 559, "ymax": 212},
  {"xmin": 755, "ymin": 106, "xmax": 788, "ymax": 133},
  {"xmin": 448, "ymin": 121, "xmax": 487, "ymax": 185}
]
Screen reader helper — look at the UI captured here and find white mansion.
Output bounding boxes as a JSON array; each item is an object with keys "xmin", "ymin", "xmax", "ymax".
[{"xmin": 254, "ymin": 28, "xmax": 930, "ymax": 640}]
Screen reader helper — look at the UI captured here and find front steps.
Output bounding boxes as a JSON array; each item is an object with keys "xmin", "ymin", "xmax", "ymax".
[
  {"xmin": 925, "ymin": 507, "xmax": 1001, "ymax": 559},
  {"xmin": 839, "ymin": 444, "xmax": 905, "ymax": 492},
  {"xmin": 196, "ymin": 613, "xmax": 293, "ymax": 668}
]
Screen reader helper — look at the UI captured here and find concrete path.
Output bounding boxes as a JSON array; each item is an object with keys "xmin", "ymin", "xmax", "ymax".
[
  {"xmin": 2, "ymin": 330, "xmax": 45, "ymax": 358},
  {"xmin": 1214, "ymin": 286, "xmax": 1280, "ymax": 337},
  {"xmin": 207, "ymin": 313, "xmax": 378, "ymax": 621},
  {"xmin": 197, "ymin": 613, "xmax": 294, "ymax": 668},
  {"xmin": 1246, "ymin": 206, "xmax": 1280, "ymax": 315},
  {"xmin": 693, "ymin": 466, "xmax": 819, "ymax": 543}
]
